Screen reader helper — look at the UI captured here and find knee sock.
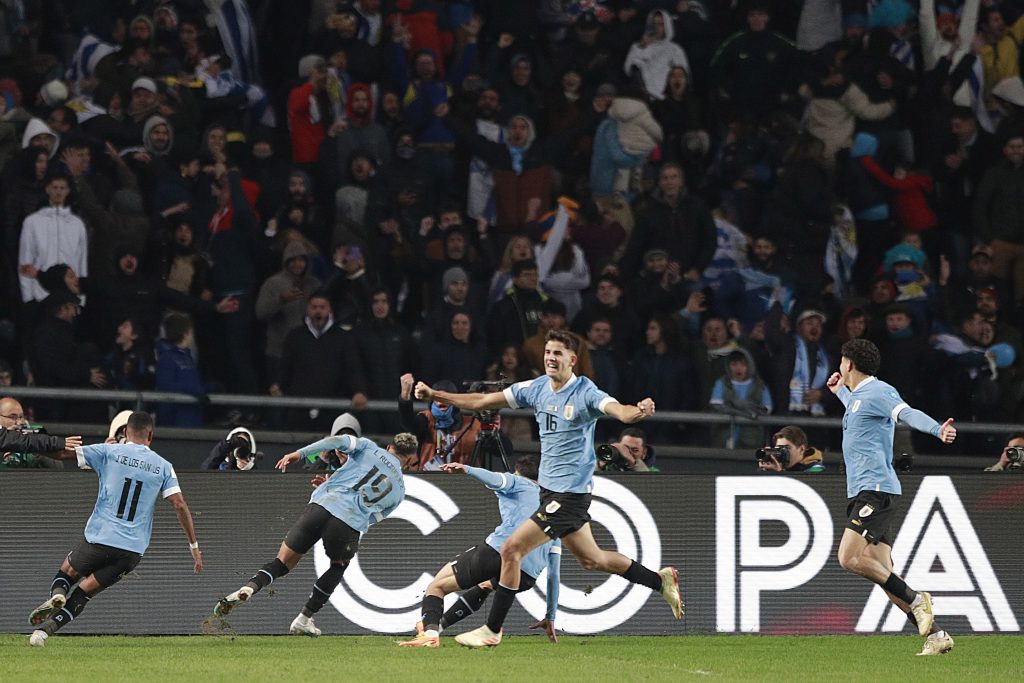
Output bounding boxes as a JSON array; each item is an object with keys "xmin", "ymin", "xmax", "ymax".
[
  {"xmin": 882, "ymin": 573, "xmax": 917, "ymax": 605},
  {"xmin": 42, "ymin": 588, "xmax": 91, "ymax": 635},
  {"xmin": 420, "ymin": 594, "xmax": 444, "ymax": 633},
  {"xmin": 485, "ymin": 584, "xmax": 517, "ymax": 634},
  {"xmin": 245, "ymin": 558, "xmax": 290, "ymax": 594},
  {"xmin": 301, "ymin": 563, "xmax": 346, "ymax": 618},
  {"xmin": 51, "ymin": 570, "xmax": 75, "ymax": 598},
  {"xmin": 622, "ymin": 560, "xmax": 663, "ymax": 591},
  {"xmin": 441, "ymin": 586, "xmax": 490, "ymax": 629}
]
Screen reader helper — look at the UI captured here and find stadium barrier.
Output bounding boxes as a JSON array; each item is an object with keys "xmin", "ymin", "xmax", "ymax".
[{"xmin": 1, "ymin": 473, "xmax": 1020, "ymax": 635}]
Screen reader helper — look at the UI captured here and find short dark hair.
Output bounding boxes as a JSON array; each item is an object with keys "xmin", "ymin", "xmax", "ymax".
[
  {"xmin": 841, "ymin": 338, "xmax": 881, "ymax": 375},
  {"xmin": 949, "ymin": 106, "xmax": 975, "ymax": 122},
  {"xmin": 541, "ymin": 298, "xmax": 567, "ymax": 317},
  {"xmin": 126, "ymin": 411, "xmax": 154, "ymax": 436},
  {"xmin": 773, "ymin": 425, "xmax": 808, "ymax": 449},
  {"xmin": 545, "ymin": 329, "xmax": 579, "ymax": 354},
  {"xmin": 515, "ymin": 455, "xmax": 539, "ymax": 481},
  {"xmin": 620, "ymin": 427, "xmax": 647, "ymax": 447},
  {"xmin": 44, "ymin": 172, "xmax": 70, "ymax": 187},
  {"xmin": 727, "ymin": 350, "xmax": 748, "ymax": 364},
  {"xmin": 163, "ymin": 313, "xmax": 193, "ymax": 345},
  {"xmin": 512, "ymin": 259, "xmax": 538, "ymax": 278}
]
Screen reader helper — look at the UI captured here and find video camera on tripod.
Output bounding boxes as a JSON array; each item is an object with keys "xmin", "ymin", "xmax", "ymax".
[{"xmin": 463, "ymin": 378, "xmax": 509, "ymax": 430}]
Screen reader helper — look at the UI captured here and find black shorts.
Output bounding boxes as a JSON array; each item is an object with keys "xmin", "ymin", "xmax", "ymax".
[
  {"xmin": 530, "ymin": 488, "xmax": 592, "ymax": 539},
  {"xmin": 284, "ymin": 503, "xmax": 360, "ymax": 561},
  {"xmin": 67, "ymin": 540, "xmax": 142, "ymax": 589},
  {"xmin": 450, "ymin": 543, "xmax": 536, "ymax": 592},
  {"xmin": 846, "ymin": 491, "xmax": 898, "ymax": 546}
]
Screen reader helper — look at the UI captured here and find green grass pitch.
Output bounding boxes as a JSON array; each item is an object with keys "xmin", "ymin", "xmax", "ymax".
[{"xmin": 2, "ymin": 634, "xmax": 1021, "ymax": 682}]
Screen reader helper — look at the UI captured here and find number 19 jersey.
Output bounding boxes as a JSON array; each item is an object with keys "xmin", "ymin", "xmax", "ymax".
[
  {"xmin": 301, "ymin": 435, "xmax": 406, "ymax": 532},
  {"xmin": 76, "ymin": 443, "xmax": 181, "ymax": 554},
  {"xmin": 504, "ymin": 374, "xmax": 613, "ymax": 494}
]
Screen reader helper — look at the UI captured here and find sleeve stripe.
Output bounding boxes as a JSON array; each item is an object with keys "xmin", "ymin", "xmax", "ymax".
[
  {"xmin": 550, "ymin": 545, "xmax": 562, "ymax": 554},
  {"xmin": 502, "ymin": 386, "xmax": 519, "ymax": 409},
  {"xmin": 162, "ymin": 485, "xmax": 182, "ymax": 499},
  {"xmin": 597, "ymin": 396, "xmax": 615, "ymax": 414},
  {"xmin": 891, "ymin": 402, "xmax": 910, "ymax": 422},
  {"xmin": 75, "ymin": 446, "xmax": 87, "ymax": 469}
]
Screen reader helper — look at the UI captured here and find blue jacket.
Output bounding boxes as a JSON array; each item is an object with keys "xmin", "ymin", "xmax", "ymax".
[{"xmin": 154, "ymin": 340, "xmax": 203, "ymax": 427}]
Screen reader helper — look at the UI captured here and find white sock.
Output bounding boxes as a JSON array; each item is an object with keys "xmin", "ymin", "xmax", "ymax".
[
  {"xmin": 910, "ymin": 593, "xmax": 922, "ymax": 608},
  {"xmin": 424, "ymin": 629, "xmax": 439, "ymax": 638}
]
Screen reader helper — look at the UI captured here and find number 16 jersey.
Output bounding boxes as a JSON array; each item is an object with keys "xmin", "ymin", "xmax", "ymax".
[
  {"xmin": 76, "ymin": 443, "xmax": 181, "ymax": 554},
  {"xmin": 299, "ymin": 435, "xmax": 407, "ymax": 532}
]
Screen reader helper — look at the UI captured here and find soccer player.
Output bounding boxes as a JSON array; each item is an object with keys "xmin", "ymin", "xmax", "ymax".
[
  {"xmin": 826, "ymin": 339, "xmax": 957, "ymax": 656},
  {"xmin": 28, "ymin": 412, "xmax": 201, "ymax": 647},
  {"xmin": 414, "ymin": 330, "xmax": 682, "ymax": 648},
  {"xmin": 213, "ymin": 432, "xmax": 419, "ymax": 636},
  {"xmin": 399, "ymin": 456, "xmax": 562, "ymax": 647}
]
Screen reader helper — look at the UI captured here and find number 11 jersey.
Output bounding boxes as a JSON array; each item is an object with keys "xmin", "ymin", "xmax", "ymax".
[{"xmin": 76, "ymin": 443, "xmax": 181, "ymax": 554}]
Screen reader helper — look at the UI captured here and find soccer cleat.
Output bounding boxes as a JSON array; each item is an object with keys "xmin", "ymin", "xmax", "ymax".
[
  {"xmin": 415, "ymin": 620, "xmax": 425, "ymax": 636},
  {"xmin": 454, "ymin": 624, "xmax": 502, "ymax": 648},
  {"xmin": 910, "ymin": 591, "xmax": 934, "ymax": 637},
  {"xmin": 289, "ymin": 615, "xmax": 321, "ymax": 637},
  {"xmin": 917, "ymin": 631, "xmax": 954, "ymax": 656},
  {"xmin": 658, "ymin": 567, "xmax": 684, "ymax": 620},
  {"xmin": 214, "ymin": 586, "xmax": 254, "ymax": 617},
  {"xmin": 29, "ymin": 630, "xmax": 48, "ymax": 647},
  {"xmin": 28, "ymin": 594, "xmax": 66, "ymax": 626},
  {"xmin": 398, "ymin": 632, "xmax": 440, "ymax": 648}
]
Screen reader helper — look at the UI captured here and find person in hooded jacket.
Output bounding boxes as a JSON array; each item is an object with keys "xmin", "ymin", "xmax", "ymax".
[
  {"xmin": 2, "ymin": 145, "xmax": 49, "ymax": 299},
  {"xmin": 590, "ymin": 92, "xmax": 663, "ymax": 197},
  {"xmin": 256, "ymin": 240, "xmax": 322, "ymax": 388},
  {"xmin": 709, "ymin": 348, "xmax": 773, "ymax": 448},
  {"xmin": 202, "ymin": 427, "xmax": 260, "ymax": 471},
  {"xmin": 79, "ymin": 84, "xmax": 141, "ymax": 148},
  {"xmin": 20, "ymin": 117, "xmax": 59, "ymax": 160},
  {"xmin": 320, "ymin": 82, "xmax": 391, "ymax": 190},
  {"xmin": 624, "ymin": 9, "xmax": 690, "ymax": 101}
]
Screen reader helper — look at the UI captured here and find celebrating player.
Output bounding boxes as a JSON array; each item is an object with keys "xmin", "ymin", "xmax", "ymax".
[
  {"xmin": 28, "ymin": 412, "xmax": 201, "ymax": 647},
  {"xmin": 827, "ymin": 339, "xmax": 956, "ymax": 656},
  {"xmin": 399, "ymin": 456, "xmax": 561, "ymax": 648},
  {"xmin": 212, "ymin": 432, "xmax": 419, "ymax": 636},
  {"xmin": 414, "ymin": 330, "xmax": 682, "ymax": 648}
]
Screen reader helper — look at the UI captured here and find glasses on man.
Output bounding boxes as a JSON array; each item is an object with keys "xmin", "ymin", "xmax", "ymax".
[{"xmin": 1, "ymin": 413, "xmax": 26, "ymax": 421}]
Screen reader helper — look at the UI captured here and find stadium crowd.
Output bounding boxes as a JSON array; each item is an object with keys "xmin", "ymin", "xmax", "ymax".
[{"xmin": 0, "ymin": 0, "xmax": 1022, "ymax": 457}]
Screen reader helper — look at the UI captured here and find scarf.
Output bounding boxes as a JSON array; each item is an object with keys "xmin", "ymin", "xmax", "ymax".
[
  {"xmin": 506, "ymin": 143, "xmax": 526, "ymax": 175},
  {"xmin": 789, "ymin": 336, "xmax": 829, "ymax": 416},
  {"xmin": 431, "ymin": 403, "xmax": 455, "ymax": 430}
]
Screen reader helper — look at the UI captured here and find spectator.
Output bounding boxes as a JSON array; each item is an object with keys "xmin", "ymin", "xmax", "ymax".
[
  {"xmin": 0, "ymin": 396, "xmax": 63, "ymax": 469},
  {"xmin": 154, "ymin": 313, "xmax": 204, "ymax": 428},
  {"xmin": 627, "ymin": 247, "xmax": 688, "ymax": 321},
  {"xmin": 288, "ymin": 55, "xmax": 330, "ymax": 166},
  {"xmin": 398, "ymin": 373, "xmax": 481, "ymax": 471},
  {"xmin": 532, "ymin": 200, "xmax": 591, "ymax": 321},
  {"xmin": 597, "ymin": 426, "xmax": 655, "ymax": 473},
  {"xmin": 30, "ymin": 293, "xmax": 106, "ymax": 401},
  {"xmin": 487, "ymin": 234, "xmax": 534, "ymax": 307},
  {"xmin": 321, "ymin": 82, "xmax": 391, "ymax": 190},
  {"xmin": 202, "ymin": 427, "xmax": 259, "ymax": 471},
  {"xmin": 324, "ymin": 243, "xmax": 376, "ymax": 329},
  {"xmin": 654, "ymin": 66, "xmax": 709, "ymax": 182},
  {"xmin": 978, "ymin": 7, "xmax": 1024, "ymax": 108},
  {"xmin": 272, "ymin": 292, "xmax": 368, "ymax": 431},
  {"xmin": 973, "ymin": 132, "xmax": 1024, "ymax": 307},
  {"xmin": 590, "ymin": 92, "xmax": 663, "ymax": 198},
  {"xmin": 3, "ymin": 146, "xmax": 49, "ymax": 294},
  {"xmin": 709, "ymin": 348, "xmax": 772, "ymax": 449},
  {"xmin": 522, "ymin": 298, "xmax": 594, "ymax": 380},
  {"xmin": 256, "ymin": 240, "xmax": 322, "ymax": 389},
  {"xmin": 984, "ymin": 432, "xmax": 1024, "ymax": 471},
  {"xmin": 101, "ymin": 317, "xmax": 154, "ymax": 391},
  {"xmin": 487, "ymin": 259, "xmax": 547, "ymax": 352},
  {"xmin": 421, "ymin": 310, "xmax": 489, "ymax": 388},
  {"xmin": 422, "ymin": 266, "xmax": 482, "ymax": 343},
  {"xmin": 765, "ymin": 307, "xmax": 832, "ymax": 416},
  {"xmin": 484, "ymin": 343, "xmax": 536, "ymax": 441},
  {"xmin": 18, "ymin": 173, "xmax": 87, "ymax": 303},
  {"xmin": 628, "ymin": 315, "xmax": 696, "ymax": 441},
  {"xmin": 573, "ymin": 273, "xmax": 643, "ymax": 360},
  {"xmin": 757, "ymin": 425, "xmax": 826, "ymax": 473},
  {"xmin": 585, "ymin": 317, "xmax": 624, "ymax": 422},
  {"xmin": 624, "ymin": 9, "xmax": 690, "ymax": 101},
  {"xmin": 354, "ymin": 288, "xmax": 415, "ymax": 433}
]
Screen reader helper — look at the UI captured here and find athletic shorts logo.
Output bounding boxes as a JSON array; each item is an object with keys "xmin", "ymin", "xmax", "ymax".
[
  {"xmin": 563, "ymin": 405, "xmax": 574, "ymax": 420},
  {"xmin": 545, "ymin": 500, "xmax": 561, "ymax": 514},
  {"xmin": 859, "ymin": 505, "xmax": 874, "ymax": 518},
  {"xmin": 851, "ymin": 400, "xmax": 862, "ymax": 413}
]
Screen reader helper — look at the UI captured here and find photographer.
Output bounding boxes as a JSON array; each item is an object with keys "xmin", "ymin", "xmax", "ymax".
[
  {"xmin": 202, "ymin": 427, "xmax": 259, "ymax": 471},
  {"xmin": 984, "ymin": 433, "xmax": 1024, "ymax": 471},
  {"xmin": 399, "ymin": 374, "xmax": 483, "ymax": 471},
  {"xmin": 756, "ymin": 425, "xmax": 825, "ymax": 473},
  {"xmin": 0, "ymin": 396, "xmax": 82, "ymax": 468},
  {"xmin": 596, "ymin": 428, "xmax": 655, "ymax": 473}
]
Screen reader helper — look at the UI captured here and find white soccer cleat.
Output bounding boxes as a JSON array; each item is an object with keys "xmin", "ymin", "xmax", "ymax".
[
  {"xmin": 29, "ymin": 594, "xmax": 66, "ymax": 626},
  {"xmin": 289, "ymin": 615, "xmax": 321, "ymax": 637},
  {"xmin": 398, "ymin": 632, "xmax": 440, "ymax": 648},
  {"xmin": 659, "ymin": 567, "xmax": 684, "ymax": 620},
  {"xmin": 910, "ymin": 591, "xmax": 934, "ymax": 637},
  {"xmin": 917, "ymin": 630, "xmax": 954, "ymax": 656},
  {"xmin": 454, "ymin": 624, "xmax": 502, "ymax": 648},
  {"xmin": 214, "ymin": 585, "xmax": 254, "ymax": 616},
  {"xmin": 29, "ymin": 630, "xmax": 48, "ymax": 647}
]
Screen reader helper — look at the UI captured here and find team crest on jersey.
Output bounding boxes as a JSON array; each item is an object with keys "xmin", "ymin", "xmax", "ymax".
[
  {"xmin": 851, "ymin": 399, "xmax": 862, "ymax": 413},
  {"xmin": 563, "ymin": 405, "xmax": 574, "ymax": 420},
  {"xmin": 859, "ymin": 504, "xmax": 874, "ymax": 518}
]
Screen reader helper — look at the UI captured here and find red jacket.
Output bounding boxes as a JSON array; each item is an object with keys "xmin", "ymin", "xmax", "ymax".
[
  {"xmin": 860, "ymin": 157, "xmax": 936, "ymax": 232},
  {"xmin": 287, "ymin": 82, "xmax": 325, "ymax": 164}
]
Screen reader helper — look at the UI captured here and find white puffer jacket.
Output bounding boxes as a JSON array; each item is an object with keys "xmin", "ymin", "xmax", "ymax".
[{"xmin": 609, "ymin": 97, "xmax": 663, "ymax": 157}]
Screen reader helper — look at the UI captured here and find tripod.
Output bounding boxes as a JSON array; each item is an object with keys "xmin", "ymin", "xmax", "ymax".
[{"xmin": 469, "ymin": 421, "xmax": 513, "ymax": 473}]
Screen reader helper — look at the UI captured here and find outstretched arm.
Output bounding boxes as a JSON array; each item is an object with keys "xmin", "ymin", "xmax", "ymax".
[
  {"xmin": 898, "ymin": 408, "xmax": 957, "ymax": 444},
  {"xmin": 415, "ymin": 382, "xmax": 509, "ymax": 411},
  {"xmin": 277, "ymin": 434, "xmax": 357, "ymax": 471},
  {"xmin": 166, "ymin": 492, "xmax": 202, "ymax": 573},
  {"xmin": 603, "ymin": 398, "xmax": 656, "ymax": 424}
]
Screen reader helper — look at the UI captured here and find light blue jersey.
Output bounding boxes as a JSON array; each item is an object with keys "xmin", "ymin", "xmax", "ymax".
[
  {"xmin": 504, "ymin": 374, "xmax": 613, "ymax": 493},
  {"xmin": 299, "ymin": 435, "xmax": 406, "ymax": 533},
  {"xmin": 836, "ymin": 376, "xmax": 940, "ymax": 498},
  {"xmin": 75, "ymin": 443, "xmax": 181, "ymax": 554},
  {"xmin": 466, "ymin": 467, "xmax": 562, "ymax": 580}
]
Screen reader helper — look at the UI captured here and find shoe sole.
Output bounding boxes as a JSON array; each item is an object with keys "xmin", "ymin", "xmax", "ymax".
[
  {"xmin": 398, "ymin": 638, "xmax": 440, "ymax": 648},
  {"xmin": 454, "ymin": 637, "xmax": 500, "ymax": 648},
  {"xmin": 29, "ymin": 595, "xmax": 66, "ymax": 626},
  {"xmin": 289, "ymin": 628, "xmax": 320, "ymax": 637},
  {"xmin": 661, "ymin": 568, "xmax": 683, "ymax": 620},
  {"xmin": 214, "ymin": 589, "xmax": 252, "ymax": 617}
]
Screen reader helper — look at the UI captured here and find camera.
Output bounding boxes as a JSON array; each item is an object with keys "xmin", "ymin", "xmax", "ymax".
[
  {"xmin": 1007, "ymin": 447, "xmax": 1024, "ymax": 465},
  {"xmin": 464, "ymin": 378, "xmax": 508, "ymax": 430},
  {"xmin": 756, "ymin": 445, "xmax": 790, "ymax": 466},
  {"xmin": 597, "ymin": 444, "xmax": 631, "ymax": 472}
]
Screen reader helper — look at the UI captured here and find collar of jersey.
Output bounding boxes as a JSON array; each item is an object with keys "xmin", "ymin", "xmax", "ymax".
[
  {"xmin": 549, "ymin": 373, "xmax": 578, "ymax": 394},
  {"xmin": 850, "ymin": 375, "xmax": 877, "ymax": 393}
]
